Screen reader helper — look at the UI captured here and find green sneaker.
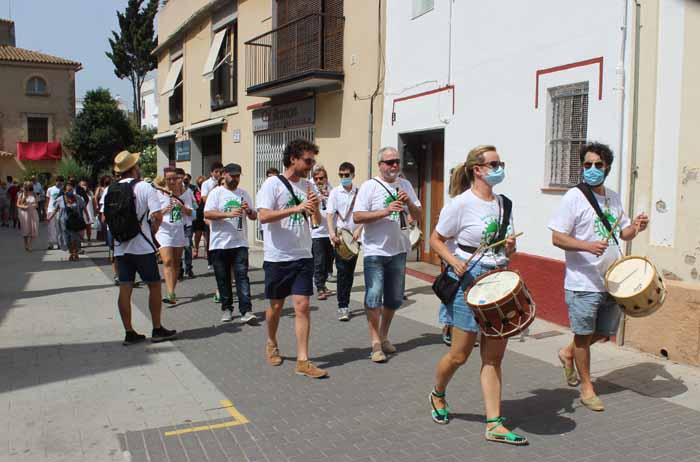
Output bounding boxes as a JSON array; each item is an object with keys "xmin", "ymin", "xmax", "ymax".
[{"xmin": 213, "ymin": 294, "xmax": 220, "ymax": 303}]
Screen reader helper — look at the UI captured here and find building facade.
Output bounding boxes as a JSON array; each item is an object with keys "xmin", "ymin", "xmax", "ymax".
[
  {"xmin": 140, "ymin": 75, "xmax": 159, "ymax": 129},
  {"xmin": 153, "ymin": 0, "xmax": 385, "ymax": 242},
  {"xmin": 0, "ymin": 19, "xmax": 81, "ymax": 181}
]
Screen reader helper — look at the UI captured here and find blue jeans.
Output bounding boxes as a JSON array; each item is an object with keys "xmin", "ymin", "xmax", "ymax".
[
  {"xmin": 211, "ymin": 247, "xmax": 251, "ymax": 314},
  {"xmin": 363, "ymin": 253, "xmax": 407, "ymax": 310},
  {"xmin": 181, "ymin": 225, "xmax": 193, "ymax": 272},
  {"xmin": 335, "ymin": 254, "xmax": 358, "ymax": 308}
]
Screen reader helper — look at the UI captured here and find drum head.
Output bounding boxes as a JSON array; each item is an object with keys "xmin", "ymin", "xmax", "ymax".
[
  {"xmin": 606, "ymin": 257, "xmax": 655, "ymax": 298},
  {"xmin": 340, "ymin": 228, "xmax": 360, "ymax": 253},
  {"xmin": 409, "ymin": 225, "xmax": 421, "ymax": 247},
  {"xmin": 467, "ymin": 271, "xmax": 520, "ymax": 305}
]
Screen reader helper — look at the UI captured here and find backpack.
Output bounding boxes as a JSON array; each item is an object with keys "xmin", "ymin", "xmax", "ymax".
[
  {"xmin": 64, "ymin": 203, "xmax": 86, "ymax": 232},
  {"xmin": 104, "ymin": 180, "xmax": 151, "ymax": 246}
]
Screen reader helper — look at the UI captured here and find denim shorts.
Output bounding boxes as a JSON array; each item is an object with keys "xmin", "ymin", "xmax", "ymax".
[
  {"xmin": 443, "ymin": 262, "xmax": 496, "ymax": 333},
  {"xmin": 116, "ymin": 253, "xmax": 161, "ymax": 285},
  {"xmin": 263, "ymin": 258, "xmax": 314, "ymax": 299},
  {"xmin": 363, "ymin": 253, "xmax": 407, "ymax": 310},
  {"xmin": 565, "ymin": 290, "xmax": 621, "ymax": 336}
]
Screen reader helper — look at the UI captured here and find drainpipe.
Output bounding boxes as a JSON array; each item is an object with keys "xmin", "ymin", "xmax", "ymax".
[
  {"xmin": 367, "ymin": 0, "xmax": 383, "ymax": 179},
  {"xmin": 616, "ymin": 0, "xmax": 629, "ymax": 197},
  {"xmin": 368, "ymin": 97, "xmax": 374, "ymax": 179}
]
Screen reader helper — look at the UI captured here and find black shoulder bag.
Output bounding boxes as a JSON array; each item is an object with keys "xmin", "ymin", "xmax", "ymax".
[
  {"xmin": 575, "ymin": 183, "xmax": 619, "ymax": 246},
  {"xmin": 431, "ymin": 194, "xmax": 512, "ymax": 305}
]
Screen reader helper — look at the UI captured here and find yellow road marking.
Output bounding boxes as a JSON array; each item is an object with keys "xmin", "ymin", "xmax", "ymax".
[{"xmin": 164, "ymin": 400, "xmax": 249, "ymax": 437}]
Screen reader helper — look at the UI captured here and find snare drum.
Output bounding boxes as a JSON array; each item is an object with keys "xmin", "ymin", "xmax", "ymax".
[
  {"xmin": 465, "ymin": 269, "xmax": 536, "ymax": 339},
  {"xmin": 605, "ymin": 256, "xmax": 666, "ymax": 318},
  {"xmin": 336, "ymin": 228, "xmax": 360, "ymax": 261},
  {"xmin": 409, "ymin": 224, "xmax": 422, "ymax": 249}
]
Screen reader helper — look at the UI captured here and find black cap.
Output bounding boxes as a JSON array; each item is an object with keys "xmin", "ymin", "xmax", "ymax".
[{"xmin": 223, "ymin": 163, "xmax": 242, "ymax": 175}]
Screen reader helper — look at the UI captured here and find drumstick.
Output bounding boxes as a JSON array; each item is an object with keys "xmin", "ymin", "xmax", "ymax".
[
  {"xmin": 482, "ymin": 232, "xmax": 524, "ymax": 251},
  {"xmin": 604, "ymin": 211, "xmax": 624, "ymax": 242}
]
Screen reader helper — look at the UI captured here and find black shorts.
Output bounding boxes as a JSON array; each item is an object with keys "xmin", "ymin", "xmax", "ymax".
[
  {"xmin": 116, "ymin": 253, "xmax": 161, "ymax": 285},
  {"xmin": 263, "ymin": 258, "xmax": 314, "ymax": 299}
]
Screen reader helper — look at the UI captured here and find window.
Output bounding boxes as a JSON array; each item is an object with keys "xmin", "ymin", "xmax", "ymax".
[
  {"xmin": 26, "ymin": 76, "xmax": 47, "ymax": 95},
  {"xmin": 412, "ymin": 0, "xmax": 434, "ymax": 18},
  {"xmin": 546, "ymin": 82, "xmax": 589, "ymax": 187},
  {"xmin": 163, "ymin": 58, "xmax": 184, "ymax": 125},
  {"xmin": 27, "ymin": 117, "xmax": 49, "ymax": 142},
  {"xmin": 209, "ymin": 24, "xmax": 237, "ymax": 110}
]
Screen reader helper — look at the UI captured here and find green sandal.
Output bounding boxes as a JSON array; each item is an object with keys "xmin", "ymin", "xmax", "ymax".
[
  {"xmin": 429, "ymin": 389, "xmax": 449, "ymax": 424},
  {"xmin": 485, "ymin": 417, "xmax": 528, "ymax": 446}
]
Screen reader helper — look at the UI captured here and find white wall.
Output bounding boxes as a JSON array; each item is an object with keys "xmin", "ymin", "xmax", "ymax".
[
  {"xmin": 140, "ymin": 77, "xmax": 159, "ymax": 129},
  {"xmin": 381, "ymin": 0, "xmax": 629, "ymax": 260}
]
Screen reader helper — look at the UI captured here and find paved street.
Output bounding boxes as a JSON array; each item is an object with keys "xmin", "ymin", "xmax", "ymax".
[{"xmin": 3, "ymin": 224, "xmax": 700, "ymax": 462}]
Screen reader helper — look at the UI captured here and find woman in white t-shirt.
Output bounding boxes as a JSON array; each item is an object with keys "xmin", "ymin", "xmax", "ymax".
[
  {"xmin": 427, "ymin": 145, "xmax": 526, "ymax": 446},
  {"xmin": 156, "ymin": 168, "xmax": 193, "ymax": 304}
]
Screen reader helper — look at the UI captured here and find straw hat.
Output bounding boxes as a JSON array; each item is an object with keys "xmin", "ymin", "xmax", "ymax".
[{"xmin": 113, "ymin": 150, "xmax": 141, "ymax": 173}]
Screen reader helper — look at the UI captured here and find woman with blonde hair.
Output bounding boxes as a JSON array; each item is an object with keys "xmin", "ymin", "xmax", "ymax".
[
  {"xmin": 428, "ymin": 145, "xmax": 526, "ymax": 445},
  {"xmin": 17, "ymin": 181, "xmax": 39, "ymax": 251}
]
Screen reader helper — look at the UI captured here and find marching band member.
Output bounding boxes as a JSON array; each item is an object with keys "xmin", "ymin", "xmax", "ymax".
[
  {"xmin": 256, "ymin": 139, "xmax": 328, "ymax": 379},
  {"xmin": 201, "ymin": 162, "xmax": 224, "ymax": 271},
  {"xmin": 428, "ymin": 145, "xmax": 526, "ymax": 445},
  {"xmin": 353, "ymin": 147, "xmax": 422, "ymax": 363},
  {"xmin": 549, "ymin": 142, "xmax": 648, "ymax": 412},
  {"xmin": 327, "ymin": 162, "xmax": 362, "ymax": 321},
  {"xmin": 311, "ymin": 164, "xmax": 334, "ymax": 300}
]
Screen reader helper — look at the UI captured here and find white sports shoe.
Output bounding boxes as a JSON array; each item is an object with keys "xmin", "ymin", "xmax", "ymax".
[
  {"xmin": 240, "ymin": 312, "xmax": 258, "ymax": 325},
  {"xmin": 220, "ymin": 310, "xmax": 234, "ymax": 322}
]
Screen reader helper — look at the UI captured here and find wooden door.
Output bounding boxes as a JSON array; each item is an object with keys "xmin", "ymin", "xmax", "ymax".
[{"xmin": 420, "ymin": 140, "xmax": 444, "ymax": 265}]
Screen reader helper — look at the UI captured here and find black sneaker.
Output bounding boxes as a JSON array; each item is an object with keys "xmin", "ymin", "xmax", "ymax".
[
  {"xmin": 123, "ymin": 331, "xmax": 146, "ymax": 346},
  {"xmin": 151, "ymin": 326, "xmax": 177, "ymax": 343},
  {"xmin": 178, "ymin": 269, "xmax": 184, "ymax": 281},
  {"xmin": 187, "ymin": 269, "xmax": 195, "ymax": 279},
  {"xmin": 113, "ymin": 277, "xmax": 120, "ymax": 286}
]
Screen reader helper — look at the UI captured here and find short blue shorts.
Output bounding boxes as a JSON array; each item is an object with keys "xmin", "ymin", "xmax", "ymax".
[
  {"xmin": 565, "ymin": 290, "xmax": 621, "ymax": 336},
  {"xmin": 363, "ymin": 253, "xmax": 407, "ymax": 310},
  {"xmin": 443, "ymin": 261, "xmax": 498, "ymax": 333}
]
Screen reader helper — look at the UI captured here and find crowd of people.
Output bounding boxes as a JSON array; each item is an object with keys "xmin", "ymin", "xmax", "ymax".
[{"xmin": 4, "ymin": 137, "xmax": 651, "ymax": 447}]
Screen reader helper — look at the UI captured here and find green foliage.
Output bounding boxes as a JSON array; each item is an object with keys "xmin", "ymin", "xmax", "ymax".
[
  {"xmin": 55, "ymin": 158, "xmax": 93, "ymax": 182},
  {"xmin": 139, "ymin": 144, "xmax": 157, "ymax": 179},
  {"xmin": 63, "ymin": 88, "xmax": 134, "ymax": 177},
  {"xmin": 106, "ymin": 0, "xmax": 159, "ymax": 127}
]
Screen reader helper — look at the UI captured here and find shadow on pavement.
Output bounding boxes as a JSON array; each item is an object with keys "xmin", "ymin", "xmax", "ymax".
[
  {"xmin": 177, "ymin": 322, "xmax": 242, "ymax": 340},
  {"xmin": 596, "ymin": 362, "xmax": 688, "ymax": 398},
  {"xmin": 16, "ymin": 282, "xmax": 117, "ymax": 300}
]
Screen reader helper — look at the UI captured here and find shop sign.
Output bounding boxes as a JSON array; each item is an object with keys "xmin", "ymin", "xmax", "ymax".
[
  {"xmin": 252, "ymin": 99, "xmax": 315, "ymax": 132},
  {"xmin": 175, "ymin": 140, "xmax": 191, "ymax": 161}
]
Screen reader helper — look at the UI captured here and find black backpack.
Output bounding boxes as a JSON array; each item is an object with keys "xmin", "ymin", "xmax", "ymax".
[
  {"xmin": 104, "ymin": 180, "xmax": 151, "ymax": 246},
  {"xmin": 64, "ymin": 204, "xmax": 86, "ymax": 232}
]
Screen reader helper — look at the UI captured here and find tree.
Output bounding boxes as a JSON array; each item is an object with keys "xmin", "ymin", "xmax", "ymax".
[
  {"xmin": 131, "ymin": 126, "xmax": 157, "ymax": 179},
  {"xmin": 106, "ymin": 0, "xmax": 158, "ymax": 127},
  {"xmin": 63, "ymin": 88, "xmax": 134, "ymax": 177}
]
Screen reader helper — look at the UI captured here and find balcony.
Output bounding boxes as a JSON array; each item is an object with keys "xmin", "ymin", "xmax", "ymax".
[{"xmin": 245, "ymin": 13, "xmax": 344, "ymax": 97}]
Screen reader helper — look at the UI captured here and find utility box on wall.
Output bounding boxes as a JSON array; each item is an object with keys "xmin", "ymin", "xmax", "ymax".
[{"xmin": 624, "ymin": 280, "xmax": 700, "ymax": 366}]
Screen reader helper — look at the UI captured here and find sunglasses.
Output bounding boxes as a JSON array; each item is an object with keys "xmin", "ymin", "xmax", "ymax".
[
  {"xmin": 478, "ymin": 161, "xmax": 505, "ymax": 169},
  {"xmin": 583, "ymin": 161, "xmax": 605, "ymax": 170},
  {"xmin": 380, "ymin": 159, "xmax": 401, "ymax": 166},
  {"xmin": 338, "ymin": 172, "xmax": 353, "ymax": 178},
  {"xmin": 313, "ymin": 176, "xmax": 327, "ymax": 181}
]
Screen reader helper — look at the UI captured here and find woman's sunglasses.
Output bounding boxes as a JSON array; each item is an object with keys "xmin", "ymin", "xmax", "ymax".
[
  {"xmin": 583, "ymin": 161, "xmax": 605, "ymax": 170},
  {"xmin": 478, "ymin": 161, "xmax": 505, "ymax": 169}
]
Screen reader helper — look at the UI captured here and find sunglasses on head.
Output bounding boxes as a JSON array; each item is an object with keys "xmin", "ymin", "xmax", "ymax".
[
  {"xmin": 380, "ymin": 159, "xmax": 401, "ymax": 166},
  {"xmin": 338, "ymin": 172, "xmax": 353, "ymax": 178},
  {"xmin": 478, "ymin": 161, "xmax": 505, "ymax": 169},
  {"xmin": 583, "ymin": 161, "xmax": 605, "ymax": 170}
]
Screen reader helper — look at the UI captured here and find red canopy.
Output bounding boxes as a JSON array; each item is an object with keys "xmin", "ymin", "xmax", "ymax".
[{"xmin": 16, "ymin": 142, "xmax": 62, "ymax": 161}]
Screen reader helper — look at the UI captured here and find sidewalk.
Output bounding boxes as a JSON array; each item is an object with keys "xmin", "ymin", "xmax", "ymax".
[{"xmin": 2, "ymin": 225, "xmax": 700, "ymax": 462}]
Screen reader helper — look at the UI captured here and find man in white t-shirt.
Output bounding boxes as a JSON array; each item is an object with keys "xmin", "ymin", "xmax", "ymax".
[
  {"xmin": 256, "ymin": 139, "xmax": 327, "ymax": 379},
  {"xmin": 106, "ymin": 151, "xmax": 177, "ymax": 346},
  {"xmin": 354, "ymin": 147, "xmax": 423, "ymax": 363},
  {"xmin": 311, "ymin": 164, "xmax": 334, "ymax": 300},
  {"xmin": 549, "ymin": 142, "xmax": 648, "ymax": 412},
  {"xmin": 45, "ymin": 175, "xmax": 64, "ymax": 249},
  {"xmin": 176, "ymin": 168, "xmax": 197, "ymax": 280},
  {"xmin": 201, "ymin": 161, "xmax": 224, "ymax": 270},
  {"xmin": 204, "ymin": 163, "xmax": 258, "ymax": 325},
  {"xmin": 327, "ymin": 161, "xmax": 362, "ymax": 321}
]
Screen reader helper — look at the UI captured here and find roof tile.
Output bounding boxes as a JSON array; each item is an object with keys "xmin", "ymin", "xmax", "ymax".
[{"xmin": 0, "ymin": 45, "xmax": 81, "ymax": 68}]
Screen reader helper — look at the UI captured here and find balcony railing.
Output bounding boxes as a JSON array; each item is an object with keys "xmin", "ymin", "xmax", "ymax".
[{"xmin": 245, "ymin": 13, "xmax": 344, "ymax": 95}]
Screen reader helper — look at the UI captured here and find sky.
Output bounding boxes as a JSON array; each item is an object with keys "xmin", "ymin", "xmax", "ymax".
[{"xmin": 1, "ymin": 0, "xmax": 151, "ymax": 109}]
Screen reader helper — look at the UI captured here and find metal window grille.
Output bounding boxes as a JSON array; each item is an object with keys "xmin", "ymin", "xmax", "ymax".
[
  {"xmin": 27, "ymin": 117, "xmax": 49, "ymax": 142},
  {"xmin": 254, "ymin": 126, "xmax": 315, "ymax": 240},
  {"xmin": 412, "ymin": 0, "xmax": 434, "ymax": 18},
  {"xmin": 547, "ymin": 82, "xmax": 589, "ymax": 187}
]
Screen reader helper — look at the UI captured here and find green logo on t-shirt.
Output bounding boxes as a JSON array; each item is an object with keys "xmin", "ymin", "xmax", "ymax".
[
  {"xmin": 383, "ymin": 194, "xmax": 400, "ymax": 222},
  {"xmin": 171, "ymin": 205, "xmax": 182, "ymax": 223},
  {"xmin": 223, "ymin": 198, "xmax": 241, "ymax": 213},
  {"xmin": 481, "ymin": 217, "xmax": 500, "ymax": 245},
  {"xmin": 594, "ymin": 209, "xmax": 618, "ymax": 243},
  {"xmin": 287, "ymin": 191, "xmax": 306, "ymax": 226}
]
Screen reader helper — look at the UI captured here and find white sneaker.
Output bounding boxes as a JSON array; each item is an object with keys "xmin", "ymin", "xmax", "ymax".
[
  {"xmin": 338, "ymin": 308, "xmax": 350, "ymax": 322},
  {"xmin": 207, "ymin": 265, "xmax": 213, "ymax": 271},
  {"xmin": 220, "ymin": 310, "xmax": 233, "ymax": 323},
  {"xmin": 240, "ymin": 312, "xmax": 258, "ymax": 325}
]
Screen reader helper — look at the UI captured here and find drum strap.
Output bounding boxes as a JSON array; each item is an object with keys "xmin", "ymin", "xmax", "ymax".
[
  {"xmin": 457, "ymin": 194, "xmax": 512, "ymax": 254},
  {"xmin": 575, "ymin": 183, "xmax": 620, "ymax": 246},
  {"xmin": 337, "ymin": 190, "xmax": 357, "ymax": 224},
  {"xmin": 276, "ymin": 175, "xmax": 307, "ymax": 219}
]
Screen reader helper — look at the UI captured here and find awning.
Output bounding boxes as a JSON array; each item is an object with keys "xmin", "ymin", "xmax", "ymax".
[
  {"xmin": 0, "ymin": 150, "xmax": 14, "ymax": 158},
  {"xmin": 154, "ymin": 130, "xmax": 176, "ymax": 140},
  {"xmin": 16, "ymin": 142, "xmax": 62, "ymax": 161},
  {"xmin": 161, "ymin": 58, "xmax": 183, "ymax": 97},
  {"xmin": 184, "ymin": 117, "xmax": 226, "ymax": 133},
  {"xmin": 202, "ymin": 29, "xmax": 228, "ymax": 81}
]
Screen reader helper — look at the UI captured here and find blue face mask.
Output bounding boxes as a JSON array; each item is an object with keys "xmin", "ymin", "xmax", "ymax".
[
  {"xmin": 66, "ymin": 191, "xmax": 75, "ymax": 198},
  {"xmin": 340, "ymin": 178, "xmax": 353, "ymax": 188},
  {"xmin": 484, "ymin": 166, "xmax": 505, "ymax": 186},
  {"xmin": 583, "ymin": 166, "xmax": 605, "ymax": 186}
]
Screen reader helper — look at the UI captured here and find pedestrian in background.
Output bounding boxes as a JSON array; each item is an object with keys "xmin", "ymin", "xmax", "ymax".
[
  {"xmin": 192, "ymin": 175, "xmax": 206, "ymax": 258},
  {"xmin": 7, "ymin": 176, "xmax": 19, "ymax": 229},
  {"xmin": 52, "ymin": 182, "xmax": 89, "ymax": 261},
  {"xmin": 17, "ymin": 181, "xmax": 39, "ymax": 251},
  {"xmin": 79, "ymin": 179, "xmax": 95, "ymax": 242},
  {"xmin": 45, "ymin": 176, "xmax": 65, "ymax": 249},
  {"xmin": 31, "ymin": 176, "xmax": 46, "ymax": 222},
  {"xmin": 0, "ymin": 179, "xmax": 9, "ymax": 227},
  {"xmin": 177, "ymin": 168, "xmax": 196, "ymax": 279}
]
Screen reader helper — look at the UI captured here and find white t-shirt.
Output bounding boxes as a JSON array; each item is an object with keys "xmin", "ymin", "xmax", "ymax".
[
  {"xmin": 46, "ymin": 185, "xmax": 62, "ymax": 212},
  {"xmin": 204, "ymin": 186, "xmax": 253, "ymax": 250},
  {"xmin": 354, "ymin": 177, "xmax": 421, "ymax": 257},
  {"xmin": 548, "ymin": 187, "xmax": 630, "ymax": 292},
  {"xmin": 311, "ymin": 185, "xmax": 332, "ymax": 239},
  {"xmin": 256, "ymin": 175, "xmax": 319, "ymax": 262},
  {"xmin": 200, "ymin": 177, "xmax": 218, "ymax": 199},
  {"xmin": 113, "ymin": 179, "xmax": 162, "ymax": 257},
  {"xmin": 180, "ymin": 189, "xmax": 195, "ymax": 226},
  {"xmin": 155, "ymin": 189, "xmax": 192, "ymax": 248},
  {"xmin": 327, "ymin": 184, "xmax": 359, "ymax": 233},
  {"xmin": 435, "ymin": 190, "xmax": 514, "ymax": 267}
]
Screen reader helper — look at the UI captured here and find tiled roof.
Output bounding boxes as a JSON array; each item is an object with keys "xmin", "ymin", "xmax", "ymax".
[{"xmin": 0, "ymin": 45, "xmax": 81, "ymax": 69}]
